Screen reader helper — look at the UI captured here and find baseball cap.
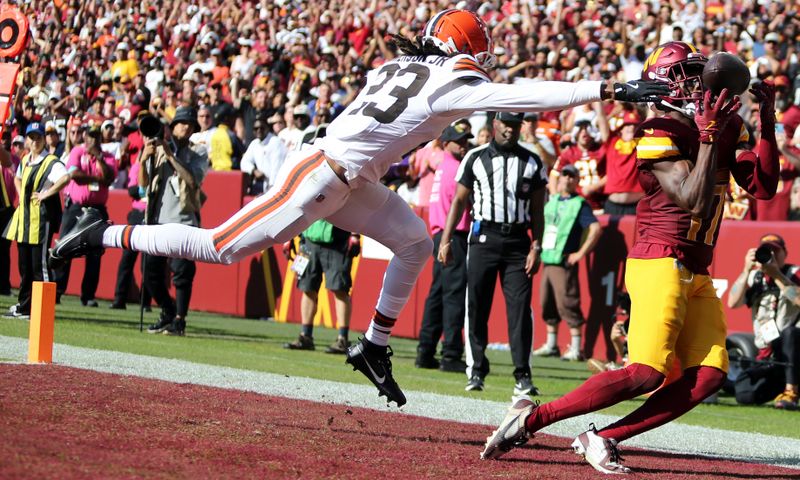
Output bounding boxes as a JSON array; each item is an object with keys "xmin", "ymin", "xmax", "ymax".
[
  {"xmin": 293, "ymin": 104, "xmax": 309, "ymax": 116},
  {"xmin": 101, "ymin": 119, "xmax": 114, "ymax": 130},
  {"xmin": 765, "ymin": 32, "xmax": 780, "ymax": 43},
  {"xmin": 560, "ymin": 164, "xmax": 580, "ymax": 177},
  {"xmin": 25, "ymin": 122, "xmax": 45, "ymax": 137},
  {"xmin": 12, "ymin": 135, "xmax": 24, "ymax": 145},
  {"xmin": 759, "ymin": 233, "xmax": 786, "ymax": 252},
  {"xmin": 494, "ymin": 112, "xmax": 524, "ymax": 123},
  {"xmin": 440, "ymin": 124, "xmax": 473, "ymax": 143},
  {"xmin": 621, "ymin": 112, "xmax": 641, "ymax": 126}
]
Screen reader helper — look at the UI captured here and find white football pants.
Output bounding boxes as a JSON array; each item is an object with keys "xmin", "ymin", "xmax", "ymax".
[{"xmin": 104, "ymin": 148, "xmax": 432, "ymax": 319}]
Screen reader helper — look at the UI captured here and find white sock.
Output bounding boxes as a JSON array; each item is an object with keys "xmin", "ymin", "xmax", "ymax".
[
  {"xmin": 547, "ymin": 332, "xmax": 557, "ymax": 348},
  {"xmin": 103, "ymin": 225, "xmax": 126, "ymax": 248},
  {"xmin": 364, "ymin": 311, "xmax": 395, "ymax": 347},
  {"xmin": 571, "ymin": 334, "xmax": 581, "ymax": 353}
]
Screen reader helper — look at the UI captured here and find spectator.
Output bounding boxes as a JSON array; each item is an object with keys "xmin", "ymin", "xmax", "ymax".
[
  {"xmin": 534, "ymin": 164, "xmax": 601, "ymax": 361},
  {"xmin": 54, "ymin": 125, "xmax": 117, "ymax": 306},
  {"xmin": 236, "ymin": 87, "xmax": 271, "ymax": 145},
  {"xmin": 208, "ymin": 103, "xmax": 243, "ymax": 171},
  {"xmin": 240, "ymin": 115, "xmax": 287, "ymax": 195},
  {"xmin": 140, "ymin": 107, "xmax": 207, "ymax": 336},
  {"xmin": 728, "ymin": 234, "xmax": 800, "ymax": 409},
  {"xmin": 416, "ymin": 125, "xmax": 472, "ymax": 373},
  {"xmin": 3, "ymin": 123, "xmax": 69, "ymax": 319},
  {"xmin": 44, "ymin": 122, "xmax": 65, "ymax": 158},
  {"xmin": 279, "ymin": 104, "xmax": 310, "ymax": 151},
  {"xmin": 282, "ymin": 221, "xmax": 359, "ymax": 354},
  {"xmin": 601, "ymin": 110, "xmax": 644, "ymax": 215},
  {"xmin": 440, "ymin": 112, "xmax": 547, "ymax": 396},
  {"xmin": 408, "ymin": 139, "xmax": 443, "ymax": 209},
  {"xmin": 552, "ymin": 116, "xmax": 608, "ymax": 212},
  {"xmin": 520, "ymin": 113, "xmax": 557, "ymax": 169},
  {"xmin": 189, "ymin": 105, "xmax": 215, "ymax": 156}
]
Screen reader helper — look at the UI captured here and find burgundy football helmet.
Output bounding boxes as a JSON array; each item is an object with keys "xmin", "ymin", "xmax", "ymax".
[{"xmin": 641, "ymin": 41, "xmax": 707, "ymax": 116}]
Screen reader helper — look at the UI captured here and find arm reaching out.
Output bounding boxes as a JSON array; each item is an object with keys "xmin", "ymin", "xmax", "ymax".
[{"xmin": 731, "ymin": 81, "xmax": 779, "ymax": 199}]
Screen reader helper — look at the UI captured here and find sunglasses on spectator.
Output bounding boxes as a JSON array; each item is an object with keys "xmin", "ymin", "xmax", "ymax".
[{"xmin": 254, "ymin": 124, "xmax": 265, "ymax": 130}]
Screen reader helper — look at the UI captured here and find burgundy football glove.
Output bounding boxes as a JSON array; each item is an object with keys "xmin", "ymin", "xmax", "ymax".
[
  {"xmin": 750, "ymin": 80, "xmax": 776, "ymax": 131},
  {"xmin": 347, "ymin": 234, "xmax": 361, "ymax": 258},
  {"xmin": 282, "ymin": 239, "xmax": 296, "ymax": 260},
  {"xmin": 694, "ymin": 88, "xmax": 741, "ymax": 143}
]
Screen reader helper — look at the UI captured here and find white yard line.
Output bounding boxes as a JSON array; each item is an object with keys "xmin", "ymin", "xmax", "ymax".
[{"xmin": 2, "ymin": 335, "xmax": 798, "ymax": 469}]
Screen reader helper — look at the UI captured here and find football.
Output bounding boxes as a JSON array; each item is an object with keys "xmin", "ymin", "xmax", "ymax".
[{"xmin": 702, "ymin": 52, "xmax": 751, "ymax": 96}]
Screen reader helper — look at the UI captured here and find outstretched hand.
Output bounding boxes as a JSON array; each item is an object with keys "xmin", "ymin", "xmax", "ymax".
[
  {"xmin": 750, "ymin": 80, "xmax": 776, "ymax": 130},
  {"xmin": 613, "ymin": 80, "xmax": 672, "ymax": 103},
  {"xmin": 694, "ymin": 89, "xmax": 741, "ymax": 143}
]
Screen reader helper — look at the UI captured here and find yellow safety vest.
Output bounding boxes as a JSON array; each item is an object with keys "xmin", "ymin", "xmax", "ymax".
[{"xmin": 4, "ymin": 152, "xmax": 62, "ymax": 245}]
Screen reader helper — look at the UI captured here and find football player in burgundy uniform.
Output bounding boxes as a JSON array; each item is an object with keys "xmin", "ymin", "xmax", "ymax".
[
  {"xmin": 482, "ymin": 42, "xmax": 779, "ymax": 474},
  {"xmin": 51, "ymin": 10, "xmax": 668, "ymax": 408}
]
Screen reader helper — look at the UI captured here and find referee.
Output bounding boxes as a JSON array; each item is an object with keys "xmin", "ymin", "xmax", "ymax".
[{"xmin": 439, "ymin": 112, "xmax": 547, "ymax": 397}]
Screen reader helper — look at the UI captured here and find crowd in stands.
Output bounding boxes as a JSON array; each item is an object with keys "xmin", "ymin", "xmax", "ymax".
[{"xmin": 0, "ymin": 0, "xmax": 799, "ymax": 399}]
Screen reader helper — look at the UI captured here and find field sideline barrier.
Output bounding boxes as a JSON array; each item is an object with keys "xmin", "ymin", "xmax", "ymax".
[{"xmin": 8, "ymin": 171, "xmax": 796, "ymax": 360}]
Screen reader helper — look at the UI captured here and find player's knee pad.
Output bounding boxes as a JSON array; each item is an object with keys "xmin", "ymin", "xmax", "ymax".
[{"xmin": 626, "ymin": 363, "xmax": 666, "ymax": 394}]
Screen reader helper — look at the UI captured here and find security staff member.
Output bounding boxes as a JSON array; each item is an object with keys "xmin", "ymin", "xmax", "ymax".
[
  {"xmin": 3, "ymin": 122, "xmax": 70, "ymax": 318},
  {"xmin": 439, "ymin": 112, "xmax": 547, "ymax": 396}
]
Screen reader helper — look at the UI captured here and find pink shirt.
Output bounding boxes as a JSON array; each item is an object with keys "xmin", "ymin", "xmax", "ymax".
[
  {"xmin": 413, "ymin": 145, "xmax": 444, "ymax": 208},
  {"xmin": 128, "ymin": 160, "xmax": 146, "ymax": 211},
  {"xmin": 428, "ymin": 151, "xmax": 470, "ymax": 234},
  {"xmin": 64, "ymin": 145, "xmax": 118, "ymax": 206}
]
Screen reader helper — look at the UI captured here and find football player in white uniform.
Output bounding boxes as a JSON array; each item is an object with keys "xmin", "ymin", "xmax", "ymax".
[{"xmin": 51, "ymin": 9, "xmax": 667, "ymax": 407}]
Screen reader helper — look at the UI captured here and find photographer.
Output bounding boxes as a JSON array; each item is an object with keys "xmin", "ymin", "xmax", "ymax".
[
  {"xmin": 728, "ymin": 234, "xmax": 800, "ymax": 410},
  {"xmin": 139, "ymin": 107, "xmax": 207, "ymax": 336}
]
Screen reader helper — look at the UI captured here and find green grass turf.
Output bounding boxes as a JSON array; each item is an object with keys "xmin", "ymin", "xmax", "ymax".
[{"xmin": 1, "ymin": 293, "xmax": 797, "ymax": 439}]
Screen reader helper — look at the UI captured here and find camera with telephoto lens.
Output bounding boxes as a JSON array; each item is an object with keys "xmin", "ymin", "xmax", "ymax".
[
  {"xmin": 138, "ymin": 114, "xmax": 164, "ymax": 139},
  {"xmin": 755, "ymin": 244, "xmax": 774, "ymax": 264}
]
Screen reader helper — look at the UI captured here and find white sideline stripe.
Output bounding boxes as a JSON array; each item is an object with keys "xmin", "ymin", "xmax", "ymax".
[{"xmin": 1, "ymin": 335, "xmax": 798, "ymax": 470}]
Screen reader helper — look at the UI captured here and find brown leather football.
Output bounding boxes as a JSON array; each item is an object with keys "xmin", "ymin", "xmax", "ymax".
[{"xmin": 702, "ymin": 52, "xmax": 751, "ymax": 96}]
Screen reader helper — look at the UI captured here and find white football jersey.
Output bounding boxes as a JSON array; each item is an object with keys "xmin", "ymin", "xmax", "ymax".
[{"xmin": 316, "ymin": 54, "xmax": 603, "ymax": 184}]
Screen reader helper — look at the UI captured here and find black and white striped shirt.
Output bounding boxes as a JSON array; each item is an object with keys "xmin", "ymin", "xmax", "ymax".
[{"xmin": 456, "ymin": 141, "xmax": 547, "ymax": 224}]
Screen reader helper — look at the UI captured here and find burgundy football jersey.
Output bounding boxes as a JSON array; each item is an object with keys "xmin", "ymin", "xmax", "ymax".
[{"xmin": 630, "ymin": 114, "xmax": 748, "ymax": 274}]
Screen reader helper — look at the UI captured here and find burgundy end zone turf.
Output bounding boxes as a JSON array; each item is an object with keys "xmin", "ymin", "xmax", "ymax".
[{"xmin": 0, "ymin": 364, "xmax": 797, "ymax": 479}]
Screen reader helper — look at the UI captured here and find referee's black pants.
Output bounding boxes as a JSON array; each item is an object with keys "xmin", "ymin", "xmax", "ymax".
[
  {"xmin": 466, "ymin": 230, "xmax": 533, "ymax": 381},
  {"xmin": 417, "ymin": 230, "xmax": 468, "ymax": 362},
  {"xmin": 55, "ymin": 203, "xmax": 108, "ymax": 303}
]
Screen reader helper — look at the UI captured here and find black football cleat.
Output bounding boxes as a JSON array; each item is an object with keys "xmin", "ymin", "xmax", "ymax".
[
  {"xmin": 346, "ymin": 338, "xmax": 407, "ymax": 407},
  {"xmin": 49, "ymin": 209, "xmax": 108, "ymax": 269}
]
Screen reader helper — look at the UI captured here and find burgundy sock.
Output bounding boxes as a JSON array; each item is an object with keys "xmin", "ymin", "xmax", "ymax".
[
  {"xmin": 526, "ymin": 363, "xmax": 664, "ymax": 433},
  {"xmin": 599, "ymin": 366, "xmax": 725, "ymax": 442}
]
